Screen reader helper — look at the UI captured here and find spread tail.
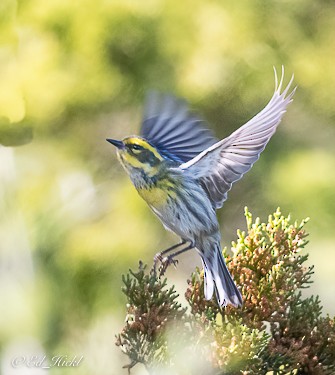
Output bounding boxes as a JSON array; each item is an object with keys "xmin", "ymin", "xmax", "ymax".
[{"xmin": 200, "ymin": 242, "xmax": 242, "ymax": 307}]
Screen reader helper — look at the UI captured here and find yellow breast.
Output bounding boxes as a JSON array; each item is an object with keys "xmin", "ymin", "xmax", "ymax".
[{"xmin": 137, "ymin": 186, "xmax": 169, "ymax": 208}]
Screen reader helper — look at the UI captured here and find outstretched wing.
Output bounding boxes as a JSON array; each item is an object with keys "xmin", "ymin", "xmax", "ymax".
[
  {"xmin": 179, "ymin": 67, "xmax": 296, "ymax": 209},
  {"xmin": 140, "ymin": 92, "xmax": 217, "ymax": 163}
]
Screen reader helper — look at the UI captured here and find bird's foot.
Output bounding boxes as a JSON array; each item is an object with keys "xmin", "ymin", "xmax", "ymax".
[
  {"xmin": 159, "ymin": 256, "xmax": 179, "ymax": 276},
  {"xmin": 150, "ymin": 253, "xmax": 163, "ymax": 277}
]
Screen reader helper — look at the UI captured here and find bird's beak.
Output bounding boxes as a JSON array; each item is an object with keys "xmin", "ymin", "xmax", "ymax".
[{"xmin": 106, "ymin": 139, "xmax": 124, "ymax": 149}]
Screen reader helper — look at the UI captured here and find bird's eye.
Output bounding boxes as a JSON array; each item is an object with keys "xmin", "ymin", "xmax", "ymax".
[{"xmin": 131, "ymin": 144, "xmax": 142, "ymax": 151}]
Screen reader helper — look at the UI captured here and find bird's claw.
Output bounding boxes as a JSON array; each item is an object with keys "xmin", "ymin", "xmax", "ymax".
[
  {"xmin": 151, "ymin": 253, "xmax": 163, "ymax": 277},
  {"xmin": 158, "ymin": 256, "xmax": 179, "ymax": 276}
]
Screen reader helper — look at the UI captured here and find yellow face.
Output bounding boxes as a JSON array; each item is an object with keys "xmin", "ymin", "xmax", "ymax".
[
  {"xmin": 111, "ymin": 137, "xmax": 164, "ymax": 176},
  {"xmin": 107, "ymin": 136, "xmax": 179, "ymax": 207}
]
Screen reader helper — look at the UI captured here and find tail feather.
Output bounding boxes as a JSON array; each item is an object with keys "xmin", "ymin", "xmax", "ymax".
[
  {"xmin": 201, "ymin": 258, "xmax": 214, "ymax": 300},
  {"xmin": 201, "ymin": 243, "xmax": 242, "ymax": 307}
]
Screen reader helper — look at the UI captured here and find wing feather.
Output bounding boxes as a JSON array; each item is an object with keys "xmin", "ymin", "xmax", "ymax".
[
  {"xmin": 180, "ymin": 67, "xmax": 296, "ymax": 209},
  {"xmin": 141, "ymin": 92, "xmax": 217, "ymax": 162}
]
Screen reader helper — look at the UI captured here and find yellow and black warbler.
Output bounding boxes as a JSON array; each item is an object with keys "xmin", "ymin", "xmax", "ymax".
[{"xmin": 107, "ymin": 67, "xmax": 295, "ymax": 307}]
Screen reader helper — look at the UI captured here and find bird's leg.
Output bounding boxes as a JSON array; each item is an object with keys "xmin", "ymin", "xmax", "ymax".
[
  {"xmin": 159, "ymin": 243, "xmax": 194, "ymax": 276},
  {"xmin": 151, "ymin": 240, "xmax": 188, "ymax": 276}
]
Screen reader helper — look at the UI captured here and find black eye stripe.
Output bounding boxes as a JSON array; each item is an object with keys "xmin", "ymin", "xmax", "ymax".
[
  {"xmin": 127, "ymin": 148, "xmax": 159, "ymax": 166},
  {"xmin": 125, "ymin": 142, "xmax": 160, "ymax": 166}
]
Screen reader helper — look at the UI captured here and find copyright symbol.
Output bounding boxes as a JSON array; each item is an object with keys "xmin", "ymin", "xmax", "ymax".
[{"xmin": 11, "ymin": 356, "xmax": 25, "ymax": 368}]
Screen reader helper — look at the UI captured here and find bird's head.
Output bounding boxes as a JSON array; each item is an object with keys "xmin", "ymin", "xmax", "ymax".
[{"xmin": 107, "ymin": 136, "xmax": 164, "ymax": 176}]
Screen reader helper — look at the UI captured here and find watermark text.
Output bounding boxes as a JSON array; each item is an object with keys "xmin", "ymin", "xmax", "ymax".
[{"xmin": 11, "ymin": 355, "xmax": 83, "ymax": 369}]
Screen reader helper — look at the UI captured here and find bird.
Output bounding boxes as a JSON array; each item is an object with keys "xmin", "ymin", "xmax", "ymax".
[{"xmin": 107, "ymin": 67, "xmax": 295, "ymax": 308}]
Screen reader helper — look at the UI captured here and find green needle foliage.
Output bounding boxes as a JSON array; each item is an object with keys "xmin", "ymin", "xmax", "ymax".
[
  {"xmin": 116, "ymin": 262, "xmax": 186, "ymax": 372},
  {"xmin": 116, "ymin": 209, "xmax": 335, "ymax": 374}
]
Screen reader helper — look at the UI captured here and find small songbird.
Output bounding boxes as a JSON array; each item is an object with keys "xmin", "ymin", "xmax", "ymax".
[{"xmin": 107, "ymin": 67, "xmax": 295, "ymax": 307}]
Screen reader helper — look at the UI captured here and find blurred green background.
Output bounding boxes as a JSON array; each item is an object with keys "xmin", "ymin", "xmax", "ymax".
[{"xmin": 0, "ymin": 0, "xmax": 334, "ymax": 374}]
